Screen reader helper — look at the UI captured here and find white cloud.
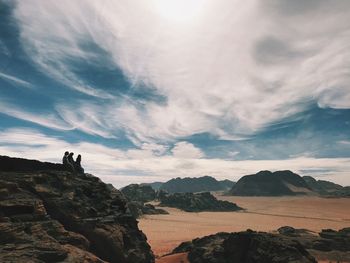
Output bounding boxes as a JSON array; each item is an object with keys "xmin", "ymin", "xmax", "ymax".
[
  {"xmin": 0, "ymin": 102, "xmax": 74, "ymax": 131},
  {"xmin": 10, "ymin": 0, "xmax": 350, "ymax": 142},
  {"xmin": 171, "ymin": 141, "xmax": 204, "ymax": 159},
  {"xmin": 1, "ymin": 128, "xmax": 349, "ymax": 187}
]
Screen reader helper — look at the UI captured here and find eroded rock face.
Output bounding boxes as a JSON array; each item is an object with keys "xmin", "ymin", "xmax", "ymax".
[
  {"xmin": 173, "ymin": 230, "xmax": 317, "ymax": 263},
  {"xmin": 0, "ymin": 157, "xmax": 154, "ymax": 263}
]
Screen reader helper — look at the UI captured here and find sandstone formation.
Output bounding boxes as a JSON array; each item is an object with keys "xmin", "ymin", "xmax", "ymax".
[{"xmin": 0, "ymin": 156, "xmax": 154, "ymax": 263}]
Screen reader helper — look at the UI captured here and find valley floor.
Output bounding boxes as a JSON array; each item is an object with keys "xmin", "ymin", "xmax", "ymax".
[{"xmin": 138, "ymin": 195, "xmax": 350, "ymax": 257}]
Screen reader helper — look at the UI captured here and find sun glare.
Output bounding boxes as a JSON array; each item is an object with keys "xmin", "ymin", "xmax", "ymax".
[{"xmin": 153, "ymin": 0, "xmax": 207, "ymax": 23}]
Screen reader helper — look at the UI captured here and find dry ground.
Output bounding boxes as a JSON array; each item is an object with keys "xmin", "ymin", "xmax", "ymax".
[{"xmin": 139, "ymin": 195, "xmax": 350, "ymax": 258}]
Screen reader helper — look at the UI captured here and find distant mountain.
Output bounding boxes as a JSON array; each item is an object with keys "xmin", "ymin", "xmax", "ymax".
[
  {"xmin": 303, "ymin": 176, "xmax": 343, "ymax": 193},
  {"xmin": 229, "ymin": 170, "xmax": 312, "ymax": 196},
  {"xmin": 159, "ymin": 176, "xmax": 235, "ymax": 194},
  {"xmin": 159, "ymin": 192, "xmax": 242, "ymax": 212},
  {"xmin": 141, "ymin": 181, "xmax": 164, "ymax": 191}
]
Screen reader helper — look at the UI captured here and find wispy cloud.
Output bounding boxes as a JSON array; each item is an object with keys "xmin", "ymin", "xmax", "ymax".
[
  {"xmin": 0, "ymin": 71, "xmax": 33, "ymax": 89},
  {"xmin": 0, "ymin": 102, "xmax": 73, "ymax": 131},
  {"xmin": 11, "ymin": 0, "xmax": 350, "ymax": 142}
]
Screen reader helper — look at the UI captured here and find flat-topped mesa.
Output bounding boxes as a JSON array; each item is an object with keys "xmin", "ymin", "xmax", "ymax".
[{"xmin": 0, "ymin": 155, "xmax": 154, "ymax": 263}]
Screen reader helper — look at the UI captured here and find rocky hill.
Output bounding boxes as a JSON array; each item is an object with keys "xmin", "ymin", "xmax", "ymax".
[
  {"xmin": 159, "ymin": 176, "xmax": 235, "ymax": 194},
  {"xmin": 170, "ymin": 226, "xmax": 350, "ymax": 262},
  {"xmin": 0, "ymin": 156, "xmax": 154, "ymax": 263},
  {"xmin": 171, "ymin": 230, "xmax": 317, "ymax": 263},
  {"xmin": 303, "ymin": 176, "xmax": 344, "ymax": 193},
  {"xmin": 159, "ymin": 192, "xmax": 242, "ymax": 212},
  {"xmin": 229, "ymin": 170, "xmax": 312, "ymax": 196},
  {"xmin": 141, "ymin": 182, "xmax": 163, "ymax": 191}
]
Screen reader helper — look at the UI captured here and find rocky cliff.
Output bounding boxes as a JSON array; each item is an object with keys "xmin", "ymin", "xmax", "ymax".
[{"xmin": 0, "ymin": 156, "xmax": 154, "ymax": 263}]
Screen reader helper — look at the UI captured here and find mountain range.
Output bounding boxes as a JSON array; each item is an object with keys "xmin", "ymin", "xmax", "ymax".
[{"xmin": 144, "ymin": 176, "xmax": 235, "ymax": 193}]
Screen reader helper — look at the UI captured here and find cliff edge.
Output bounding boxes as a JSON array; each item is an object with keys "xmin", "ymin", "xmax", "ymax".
[{"xmin": 0, "ymin": 155, "xmax": 154, "ymax": 263}]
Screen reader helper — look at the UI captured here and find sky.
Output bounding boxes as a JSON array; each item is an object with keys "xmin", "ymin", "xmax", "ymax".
[{"xmin": 1, "ymin": 0, "xmax": 350, "ymax": 187}]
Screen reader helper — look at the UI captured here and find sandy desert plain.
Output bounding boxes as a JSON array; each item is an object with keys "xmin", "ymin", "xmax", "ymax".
[{"xmin": 138, "ymin": 194, "xmax": 350, "ymax": 262}]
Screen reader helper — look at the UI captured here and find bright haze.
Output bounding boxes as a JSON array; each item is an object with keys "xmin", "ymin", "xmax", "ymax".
[{"xmin": 0, "ymin": 0, "xmax": 350, "ymax": 187}]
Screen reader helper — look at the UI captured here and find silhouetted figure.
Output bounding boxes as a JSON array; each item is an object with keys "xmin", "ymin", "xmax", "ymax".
[
  {"xmin": 75, "ymin": 154, "xmax": 84, "ymax": 174},
  {"xmin": 67, "ymin": 152, "xmax": 75, "ymax": 172},
  {"xmin": 62, "ymin": 151, "xmax": 69, "ymax": 166}
]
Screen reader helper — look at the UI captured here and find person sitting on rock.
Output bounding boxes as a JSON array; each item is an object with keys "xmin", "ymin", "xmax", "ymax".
[
  {"xmin": 74, "ymin": 154, "xmax": 84, "ymax": 174},
  {"xmin": 62, "ymin": 151, "xmax": 70, "ymax": 168},
  {"xmin": 67, "ymin": 152, "xmax": 75, "ymax": 172}
]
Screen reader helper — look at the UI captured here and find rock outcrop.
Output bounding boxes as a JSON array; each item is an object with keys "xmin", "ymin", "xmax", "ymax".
[
  {"xmin": 120, "ymin": 184, "xmax": 168, "ymax": 218},
  {"xmin": 159, "ymin": 192, "xmax": 242, "ymax": 212},
  {"xmin": 229, "ymin": 170, "xmax": 312, "ymax": 196},
  {"xmin": 127, "ymin": 201, "xmax": 168, "ymax": 218},
  {"xmin": 172, "ymin": 230, "xmax": 317, "ymax": 263},
  {"xmin": 0, "ymin": 156, "xmax": 154, "ymax": 263},
  {"xmin": 159, "ymin": 176, "xmax": 235, "ymax": 194},
  {"xmin": 121, "ymin": 184, "xmax": 156, "ymax": 203}
]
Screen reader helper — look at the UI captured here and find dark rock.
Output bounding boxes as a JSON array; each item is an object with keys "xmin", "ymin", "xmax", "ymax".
[
  {"xmin": 0, "ymin": 156, "xmax": 154, "ymax": 263},
  {"xmin": 141, "ymin": 182, "xmax": 164, "ymax": 191},
  {"xmin": 172, "ymin": 230, "xmax": 316, "ymax": 263},
  {"xmin": 229, "ymin": 170, "xmax": 312, "ymax": 196},
  {"xmin": 127, "ymin": 201, "xmax": 168, "ymax": 218},
  {"xmin": 0, "ymin": 155, "xmax": 65, "ymax": 172},
  {"xmin": 277, "ymin": 226, "xmax": 311, "ymax": 237},
  {"xmin": 159, "ymin": 192, "xmax": 243, "ymax": 212},
  {"xmin": 121, "ymin": 184, "xmax": 156, "ymax": 203},
  {"xmin": 303, "ymin": 176, "xmax": 343, "ymax": 195},
  {"xmin": 159, "ymin": 176, "xmax": 235, "ymax": 194}
]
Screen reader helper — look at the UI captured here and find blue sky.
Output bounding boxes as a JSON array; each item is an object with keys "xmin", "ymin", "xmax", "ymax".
[{"xmin": 1, "ymin": 0, "xmax": 350, "ymax": 186}]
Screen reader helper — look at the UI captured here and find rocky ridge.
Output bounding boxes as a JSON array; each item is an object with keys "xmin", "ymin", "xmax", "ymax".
[
  {"xmin": 157, "ymin": 176, "xmax": 235, "ymax": 194},
  {"xmin": 0, "ymin": 156, "xmax": 154, "ymax": 263},
  {"xmin": 159, "ymin": 192, "xmax": 242, "ymax": 212}
]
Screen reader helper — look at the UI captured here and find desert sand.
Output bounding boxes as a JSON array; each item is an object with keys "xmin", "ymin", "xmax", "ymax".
[{"xmin": 139, "ymin": 195, "xmax": 350, "ymax": 257}]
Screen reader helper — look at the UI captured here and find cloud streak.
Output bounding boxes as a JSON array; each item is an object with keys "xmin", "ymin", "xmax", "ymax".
[{"xmin": 0, "ymin": 71, "xmax": 33, "ymax": 89}]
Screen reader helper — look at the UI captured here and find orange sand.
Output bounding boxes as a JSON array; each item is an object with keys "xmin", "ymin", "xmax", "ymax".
[
  {"xmin": 156, "ymin": 253, "xmax": 189, "ymax": 263},
  {"xmin": 139, "ymin": 196, "xmax": 350, "ymax": 257}
]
